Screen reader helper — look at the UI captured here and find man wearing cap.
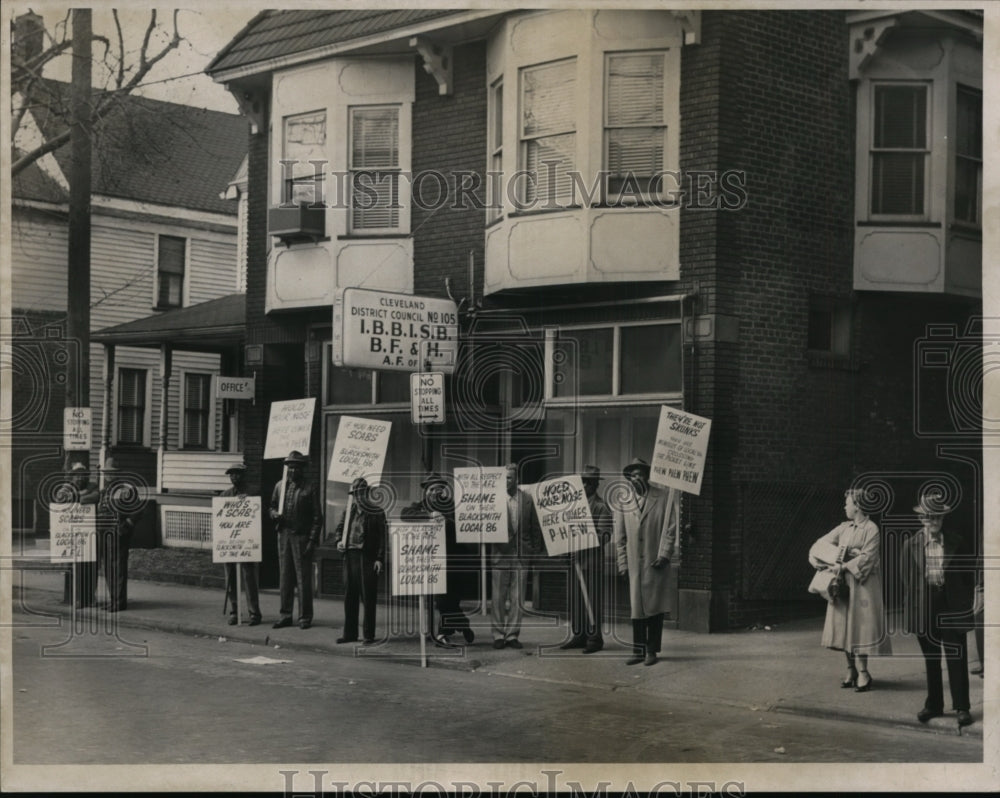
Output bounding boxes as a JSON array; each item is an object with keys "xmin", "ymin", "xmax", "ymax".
[
  {"xmin": 401, "ymin": 473, "xmax": 475, "ymax": 647},
  {"xmin": 562, "ymin": 465, "xmax": 612, "ymax": 654},
  {"xmin": 269, "ymin": 451, "xmax": 322, "ymax": 630},
  {"xmin": 613, "ymin": 457, "xmax": 679, "ymax": 666},
  {"xmin": 335, "ymin": 477, "xmax": 387, "ymax": 644},
  {"xmin": 220, "ymin": 463, "xmax": 262, "ymax": 626},
  {"xmin": 901, "ymin": 489, "xmax": 977, "ymax": 727},
  {"xmin": 491, "ymin": 463, "xmax": 544, "ymax": 649},
  {"xmin": 54, "ymin": 461, "xmax": 100, "ymax": 608},
  {"xmin": 95, "ymin": 457, "xmax": 139, "ymax": 612}
]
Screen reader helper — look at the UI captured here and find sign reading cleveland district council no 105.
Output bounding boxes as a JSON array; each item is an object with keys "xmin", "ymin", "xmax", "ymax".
[{"xmin": 333, "ymin": 287, "xmax": 458, "ymax": 374}]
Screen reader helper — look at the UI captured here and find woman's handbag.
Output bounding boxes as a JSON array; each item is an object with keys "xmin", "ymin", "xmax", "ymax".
[{"xmin": 808, "ymin": 543, "xmax": 849, "ymax": 603}]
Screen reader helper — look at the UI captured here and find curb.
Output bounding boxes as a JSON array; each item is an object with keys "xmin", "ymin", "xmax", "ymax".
[{"xmin": 770, "ymin": 701, "xmax": 983, "ymax": 739}]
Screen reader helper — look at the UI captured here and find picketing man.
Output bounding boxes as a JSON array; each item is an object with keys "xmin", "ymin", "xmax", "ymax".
[
  {"xmin": 269, "ymin": 450, "xmax": 322, "ymax": 630},
  {"xmin": 54, "ymin": 460, "xmax": 100, "ymax": 608},
  {"xmin": 220, "ymin": 462, "xmax": 262, "ymax": 626},
  {"xmin": 96, "ymin": 457, "xmax": 139, "ymax": 612},
  {"xmin": 335, "ymin": 477, "xmax": 387, "ymax": 644},
  {"xmin": 613, "ymin": 457, "xmax": 679, "ymax": 666}
]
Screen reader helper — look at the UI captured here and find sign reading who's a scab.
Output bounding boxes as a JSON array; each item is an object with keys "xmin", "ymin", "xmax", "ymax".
[{"xmin": 333, "ymin": 287, "xmax": 458, "ymax": 374}]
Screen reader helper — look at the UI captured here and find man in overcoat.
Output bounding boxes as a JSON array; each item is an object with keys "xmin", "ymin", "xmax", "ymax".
[
  {"xmin": 220, "ymin": 462, "xmax": 262, "ymax": 626},
  {"xmin": 335, "ymin": 477, "xmax": 387, "ymax": 644},
  {"xmin": 96, "ymin": 458, "xmax": 139, "ymax": 612},
  {"xmin": 54, "ymin": 461, "xmax": 100, "ymax": 607},
  {"xmin": 614, "ymin": 458, "xmax": 678, "ymax": 666},
  {"xmin": 900, "ymin": 489, "xmax": 977, "ymax": 727}
]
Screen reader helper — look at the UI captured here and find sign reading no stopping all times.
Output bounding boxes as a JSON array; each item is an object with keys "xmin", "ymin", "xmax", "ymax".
[{"xmin": 411, "ymin": 372, "xmax": 445, "ymax": 424}]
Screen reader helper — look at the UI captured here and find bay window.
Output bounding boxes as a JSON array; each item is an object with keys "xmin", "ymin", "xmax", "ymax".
[
  {"xmin": 870, "ymin": 83, "xmax": 929, "ymax": 217},
  {"xmin": 519, "ymin": 59, "xmax": 576, "ymax": 207},
  {"xmin": 350, "ymin": 106, "xmax": 401, "ymax": 232},
  {"xmin": 605, "ymin": 52, "xmax": 667, "ymax": 199},
  {"xmin": 282, "ymin": 110, "xmax": 327, "ymax": 206},
  {"xmin": 954, "ymin": 85, "xmax": 982, "ymax": 226}
]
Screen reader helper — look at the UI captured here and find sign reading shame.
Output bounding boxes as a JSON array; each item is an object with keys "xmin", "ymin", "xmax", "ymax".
[
  {"xmin": 263, "ymin": 398, "xmax": 316, "ymax": 460},
  {"xmin": 650, "ymin": 405, "xmax": 712, "ymax": 495},
  {"xmin": 391, "ymin": 520, "xmax": 447, "ymax": 596},
  {"xmin": 49, "ymin": 503, "xmax": 97, "ymax": 562},
  {"xmin": 212, "ymin": 496, "xmax": 262, "ymax": 563},
  {"xmin": 327, "ymin": 416, "xmax": 392, "ymax": 484},
  {"xmin": 531, "ymin": 475, "xmax": 599, "ymax": 558},
  {"xmin": 454, "ymin": 466, "xmax": 508, "ymax": 545}
]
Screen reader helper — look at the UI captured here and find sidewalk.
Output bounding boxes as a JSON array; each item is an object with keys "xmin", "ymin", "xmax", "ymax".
[{"xmin": 8, "ymin": 546, "xmax": 985, "ymax": 741}]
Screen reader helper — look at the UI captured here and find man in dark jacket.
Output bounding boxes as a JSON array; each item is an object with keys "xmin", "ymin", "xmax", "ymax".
[
  {"xmin": 96, "ymin": 458, "xmax": 139, "ymax": 612},
  {"xmin": 335, "ymin": 477, "xmax": 387, "ymax": 644},
  {"xmin": 221, "ymin": 462, "xmax": 262, "ymax": 626},
  {"xmin": 901, "ymin": 489, "xmax": 977, "ymax": 727},
  {"xmin": 269, "ymin": 450, "xmax": 322, "ymax": 630},
  {"xmin": 54, "ymin": 461, "xmax": 100, "ymax": 607}
]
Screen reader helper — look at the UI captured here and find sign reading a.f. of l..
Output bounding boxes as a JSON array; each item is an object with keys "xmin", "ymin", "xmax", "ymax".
[{"xmin": 333, "ymin": 287, "xmax": 458, "ymax": 374}]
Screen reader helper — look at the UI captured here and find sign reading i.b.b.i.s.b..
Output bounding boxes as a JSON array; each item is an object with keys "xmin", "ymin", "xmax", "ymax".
[{"xmin": 333, "ymin": 288, "xmax": 458, "ymax": 374}]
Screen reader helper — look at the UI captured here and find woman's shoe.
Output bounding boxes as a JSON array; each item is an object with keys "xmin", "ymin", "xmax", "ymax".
[
  {"xmin": 841, "ymin": 667, "xmax": 858, "ymax": 688},
  {"xmin": 854, "ymin": 671, "xmax": 873, "ymax": 692}
]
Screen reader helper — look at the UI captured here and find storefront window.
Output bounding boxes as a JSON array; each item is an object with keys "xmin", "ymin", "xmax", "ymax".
[
  {"xmin": 620, "ymin": 323, "xmax": 680, "ymax": 394},
  {"xmin": 553, "ymin": 327, "xmax": 614, "ymax": 397}
]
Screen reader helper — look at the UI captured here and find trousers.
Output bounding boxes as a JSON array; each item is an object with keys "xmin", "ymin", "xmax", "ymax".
[
  {"xmin": 343, "ymin": 549, "xmax": 378, "ymax": 641},
  {"xmin": 632, "ymin": 613, "xmax": 664, "ymax": 655},
  {"xmin": 277, "ymin": 531, "xmax": 313, "ymax": 622},
  {"xmin": 225, "ymin": 562, "xmax": 262, "ymax": 620},
  {"xmin": 98, "ymin": 530, "xmax": 129, "ymax": 610},
  {"xmin": 491, "ymin": 566, "xmax": 526, "ymax": 641}
]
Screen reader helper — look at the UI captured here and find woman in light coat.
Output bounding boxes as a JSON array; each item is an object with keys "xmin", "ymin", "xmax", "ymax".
[{"xmin": 808, "ymin": 488, "xmax": 892, "ymax": 691}]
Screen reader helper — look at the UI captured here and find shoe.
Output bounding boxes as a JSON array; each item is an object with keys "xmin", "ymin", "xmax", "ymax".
[
  {"xmin": 560, "ymin": 637, "xmax": 586, "ymax": 650},
  {"xmin": 505, "ymin": 638, "xmax": 523, "ymax": 649},
  {"xmin": 492, "ymin": 639, "xmax": 506, "ymax": 650},
  {"xmin": 917, "ymin": 707, "xmax": 943, "ymax": 724},
  {"xmin": 299, "ymin": 620, "xmax": 311, "ymax": 630},
  {"xmin": 625, "ymin": 655, "xmax": 644, "ymax": 666},
  {"xmin": 433, "ymin": 634, "xmax": 456, "ymax": 648},
  {"xmin": 362, "ymin": 638, "xmax": 375, "ymax": 645},
  {"xmin": 336, "ymin": 636, "xmax": 358, "ymax": 644},
  {"xmin": 227, "ymin": 616, "xmax": 238, "ymax": 626},
  {"xmin": 970, "ymin": 664, "xmax": 984, "ymax": 676},
  {"xmin": 248, "ymin": 618, "xmax": 261, "ymax": 627},
  {"xmin": 841, "ymin": 667, "xmax": 858, "ymax": 688},
  {"xmin": 956, "ymin": 710, "xmax": 973, "ymax": 727},
  {"xmin": 582, "ymin": 642, "xmax": 604, "ymax": 654},
  {"xmin": 854, "ymin": 671, "xmax": 873, "ymax": 692},
  {"xmin": 644, "ymin": 652, "xmax": 658, "ymax": 666},
  {"xmin": 462, "ymin": 628, "xmax": 475, "ymax": 644},
  {"xmin": 272, "ymin": 617, "xmax": 293, "ymax": 629}
]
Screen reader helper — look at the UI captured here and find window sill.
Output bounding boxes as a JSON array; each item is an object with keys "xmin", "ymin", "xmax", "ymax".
[
  {"xmin": 153, "ymin": 304, "xmax": 183, "ymax": 312},
  {"xmin": 337, "ymin": 233, "xmax": 411, "ymax": 240},
  {"xmin": 508, "ymin": 205, "xmax": 582, "ymax": 219},
  {"xmin": 949, "ymin": 223, "xmax": 981, "ymax": 238},
  {"xmin": 857, "ymin": 220, "xmax": 941, "ymax": 228}
]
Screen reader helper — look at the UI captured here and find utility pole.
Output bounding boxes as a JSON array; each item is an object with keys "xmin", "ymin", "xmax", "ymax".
[{"xmin": 66, "ymin": 8, "xmax": 92, "ymax": 468}]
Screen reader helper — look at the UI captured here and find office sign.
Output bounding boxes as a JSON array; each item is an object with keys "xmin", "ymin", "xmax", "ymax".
[
  {"xmin": 410, "ymin": 372, "xmax": 445, "ymax": 424},
  {"xmin": 212, "ymin": 496, "xmax": 262, "ymax": 563},
  {"xmin": 650, "ymin": 405, "xmax": 712, "ymax": 495},
  {"xmin": 327, "ymin": 415, "xmax": 392, "ymax": 484},
  {"xmin": 63, "ymin": 407, "xmax": 92, "ymax": 451},
  {"xmin": 263, "ymin": 398, "xmax": 316, "ymax": 460},
  {"xmin": 531, "ymin": 475, "xmax": 599, "ymax": 557},
  {"xmin": 391, "ymin": 520, "xmax": 447, "ymax": 596},
  {"xmin": 454, "ymin": 466, "xmax": 508, "ymax": 545},
  {"xmin": 333, "ymin": 287, "xmax": 458, "ymax": 374},
  {"xmin": 49, "ymin": 503, "xmax": 97, "ymax": 562},
  {"xmin": 216, "ymin": 376, "xmax": 255, "ymax": 400}
]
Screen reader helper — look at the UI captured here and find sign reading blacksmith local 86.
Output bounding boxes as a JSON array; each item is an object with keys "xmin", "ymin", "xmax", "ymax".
[{"xmin": 333, "ymin": 287, "xmax": 458, "ymax": 374}]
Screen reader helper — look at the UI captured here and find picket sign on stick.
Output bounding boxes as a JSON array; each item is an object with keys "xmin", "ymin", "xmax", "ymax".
[
  {"xmin": 391, "ymin": 519, "xmax": 446, "ymax": 669},
  {"xmin": 264, "ymin": 398, "xmax": 316, "ymax": 517},
  {"xmin": 573, "ymin": 559, "xmax": 596, "ymax": 628},
  {"xmin": 649, "ymin": 405, "xmax": 712, "ymax": 496},
  {"xmin": 453, "ymin": 466, "xmax": 507, "ymax": 616}
]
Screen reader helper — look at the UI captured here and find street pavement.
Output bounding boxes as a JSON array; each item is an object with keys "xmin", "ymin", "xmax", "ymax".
[{"xmin": 8, "ymin": 545, "xmax": 988, "ymax": 743}]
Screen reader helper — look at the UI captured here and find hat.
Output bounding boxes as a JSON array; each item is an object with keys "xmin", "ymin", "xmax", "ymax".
[
  {"xmin": 420, "ymin": 472, "xmax": 448, "ymax": 488},
  {"xmin": 622, "ymin": 457, "xmax": 651, "ymax": 477},
  {"xmin": 913, "ymin": 489, "xmax": 953, "ymax": 516},
  {"xmin": 349, "ymin": 477, "xmax": 369, "ymax": 494},
  {"xmin": 580, "ymin": 465, "xmax": 601, "ymax": 482},
  {"xmin": 69, "ymin": 462, "xmax": 88, "ymax": 473},
  {"xmin": 102, "ymin": 457, "xmax": 120, "ymax": 473},
  {"xmin": 283, "ymin": 450, "xmax": 309, "ymax": 466},
  {"xmin": 225, "ymin": 462, "xmax": 247, "ymax": 475}
]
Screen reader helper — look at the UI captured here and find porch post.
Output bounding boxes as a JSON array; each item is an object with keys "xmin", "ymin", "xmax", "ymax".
[
  {"xmin": 157, "ymin": 343, "xmax": 172, "ymax": 492},
  {"xmin": 99, "ymin": 344, "xmax": 115, "ymax": 490}
]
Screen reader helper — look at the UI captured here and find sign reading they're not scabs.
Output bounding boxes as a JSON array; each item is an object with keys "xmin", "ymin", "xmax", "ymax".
[
  {"xmin": 531, "ymin": 475, "xmax": 600, "ymax": 557},
  {"xmin": 650, "ymin": 405, "xmax": 712, "ymax": 495},
  {"xmin": 391, "ymin": 520, "xmax": 447, "ymax": 596},
  {"xmin": 333, "ymin": 287, "xmax": 458, "ymax": 374},
  {"xmin": 212, "ymin": 496, "xmax": 262, "ymax": 563},
  {"xmin": 263, "ymin": 398, "xmax": 316, "ymax": 460},
  {"xmin": 454, "ymin": 466, "xmax": 508, "ymax": 545}
]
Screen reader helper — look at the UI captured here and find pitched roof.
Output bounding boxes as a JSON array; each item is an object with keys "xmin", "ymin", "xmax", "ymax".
[
  {"xmin": 16, "ymin": 78, "xmax": 248, "ymax": 215},
  {"xmin": 11, "ymin": 151, "xmax": 67, "ymax": 204},
  {"xmin": 92, "ymin": 293, "xmax": 246, "ymax": 348},
  {"xmin": 207, "ymin": 9, "xmax": 465, "ymax": 74}
]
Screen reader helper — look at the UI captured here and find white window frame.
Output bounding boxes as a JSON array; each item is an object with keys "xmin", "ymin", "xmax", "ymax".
[
  {"xmin": 868, "ymin": 80, "xmax": 932, "ymax": 222},
  {"xmin": 114, "ymin": 366, "xmax": 153, "ymax": 447},
  {"xmin": 603, "ymin": 50, "xmax": 669, "ymax": 203},
  {"xmin": 179, "ymin": 370, "xmax": 216, "ymax": 451},
  {"xmin": 282, "ymin": 108, "xmax": 327, "ymax": 207},
  {"xmin": 154, "ymin": 234, "xmax": 188, "ymax": 310},
  {"xmin": 953, "ymin": 83, "xmax": 982, "ymax": 229},
  {"xmin": 518, "ymin": 57, "xmax": 577, "ymax": 207},
  {"xmin": 487, "ymin": 77, "xmax": 504, "ymax": 222},
  {"xmin": 321, "ymin": 342, "xmax": 410, "ymax": 409},
  {"xmin": 348, "ymin": 104, "xmax": 403, "ymax": 234}
]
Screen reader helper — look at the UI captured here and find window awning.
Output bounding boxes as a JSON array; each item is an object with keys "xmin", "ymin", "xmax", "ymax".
[{"xmin": 91, "ymin": 293, "xmax": 245, "ymax": 350}]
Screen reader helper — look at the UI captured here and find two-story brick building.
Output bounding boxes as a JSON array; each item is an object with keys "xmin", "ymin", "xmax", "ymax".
[{"xmin": 207, "ymin": 8, "xmax": 982, "ymax": 628}]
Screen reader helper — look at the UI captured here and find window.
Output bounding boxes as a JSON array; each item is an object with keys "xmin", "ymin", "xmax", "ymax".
[
  {"xmin": 807, "ymin": 296, "xmax": 851, "ymax": 357},
  {"xmin": 283, "ymin": 110, "xmax": 327, "ymax": 206},
  {"xmin": 156, "ymin": 235, "xmax": 185, "ymax": 309},
  {"xmin": 183, "ymin": 373, "xmax": 212, "ymax": 449},
  {"xmin": 487, "ymin": 79, "xmax": 503, "ymax": 222},
  {"xmin": 520, "ymin": 59, "xmax": 576, "ymax": 207},
  {"xmin": 955, "ymin": 85, "xmax": 982, "ymax": 226},
  {"xmin": 870, "ymin": 83, "xmax": 929, "ymax": 217},
  {"xmin": 350, "ymin": 106, "xmax": 401, "ymax": 232},
  {"xmin": 117, "ymin": 368, "xmax": 147, "ymax": 445},
  {"xmin": 605, "ymin": 52, "xmax": 667, "ymax": 199},
  {"xmin": 324, "ymin": 348, "xmax": 410, "ymax": 407},
  {"xmin": 550, "ymin": 322, "xmax": 681, "ymax": 398}
]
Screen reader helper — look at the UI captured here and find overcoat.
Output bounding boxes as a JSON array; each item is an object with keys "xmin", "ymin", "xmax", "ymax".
[
  {"xmin": 899, "ymin": 527, "xmax": 975, "ymax": 635},
  {"xmin": 613, "ymin": 485, "xmax": 678, "ymax": 619}
]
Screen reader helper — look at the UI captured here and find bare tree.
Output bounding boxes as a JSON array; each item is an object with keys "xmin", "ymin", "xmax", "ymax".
[{"xmin": 11, "ymin": 9, "xmax": 183, "ymax": 178}]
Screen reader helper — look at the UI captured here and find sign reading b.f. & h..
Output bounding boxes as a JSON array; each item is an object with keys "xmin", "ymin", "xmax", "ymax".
[{"xmin": 333, "ymin": 287, "xmax": 458, "ymax": 374}]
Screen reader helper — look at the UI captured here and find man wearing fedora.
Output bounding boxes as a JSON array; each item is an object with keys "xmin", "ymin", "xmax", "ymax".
[
  {"xmin": 54, "ymin": 461, "xmax": 100, "ymax": 607},
  {"xmin": 269, "ymin": 450, "xmax": 322, "ymax": 630},
  {"xmin": 335, "ymin": 477, "xmax": 387, "ymax": 644},
  {"xmin": 613, "ymin": 457, "xmax": 679, "ymax": 666},
  {"xmin": 562, "ymin": 465, "xmax": 612, "ymax": 654},
  {"xmin": 96, "ymin": 457, "xmax": 139, "ymax": 612},
  {"xmin": 220, "ymin": 462, "xmax": 262, "ymax": 626},
  {"xmin": 901, "ymin": 489, "xmax": 977, "ymax": 727}
]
